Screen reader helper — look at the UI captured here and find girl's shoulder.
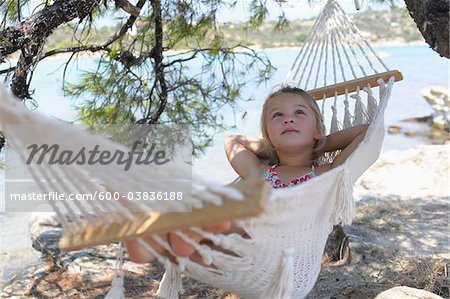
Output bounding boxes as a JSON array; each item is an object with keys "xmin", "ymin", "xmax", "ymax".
[
  {"xmin": 244, "ymin": 163, "xmax": 271, "ymax": 180},
  {"xmin": 255, "ymin": 163, "xmax": 272, "ymax": 178},
  {"xmin": 314, "ymin": 163, "xmax": 333, "ymax": 175}
]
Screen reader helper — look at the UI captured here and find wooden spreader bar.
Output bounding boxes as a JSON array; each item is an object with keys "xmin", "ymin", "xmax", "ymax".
[
  {"xmin": 59, "ymin": 179, "xmax": 270, "ymax": 252},
  {"xmin": 308, "ymin": 70, "xmax": 403, "ymax": 100}
]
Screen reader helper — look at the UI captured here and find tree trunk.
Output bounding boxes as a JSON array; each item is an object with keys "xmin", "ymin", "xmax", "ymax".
[
  {"xmin": 404, "ymin": 0, "xmax": 449, "ymax": 58},
  {"xmin": 0, "ymin": 133, "xmax": 4, "ymax": 153},
  {"xmin": 0, "ymin": 0, "xmax": 101, "ymax": 98},
  {"xmin": 322, "ymin": 224, "xmax": 350, "ymax": 265},
  {"xmin": 322, "ymin": 2, "xmax": 450, "ymax": 261}
]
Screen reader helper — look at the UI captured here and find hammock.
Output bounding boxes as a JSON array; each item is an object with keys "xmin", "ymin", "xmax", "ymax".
[{"xmin": 0, "ymin": 0, "xmax": 403, "ymax": 298}]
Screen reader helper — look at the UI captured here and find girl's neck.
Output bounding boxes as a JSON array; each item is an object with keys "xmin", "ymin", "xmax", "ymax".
[{"xmin": 276, "ymin": 148, "xmax": 314, "ymax": 168}]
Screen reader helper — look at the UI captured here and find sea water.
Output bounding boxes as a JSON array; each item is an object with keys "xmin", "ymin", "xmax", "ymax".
[
  {"xmin": 194, "ymin": 44, "xmax": 449, "ymax": 183},
  {"xmin": 0, "ymin": 44, "xmax": 448, "ymax": 285}
]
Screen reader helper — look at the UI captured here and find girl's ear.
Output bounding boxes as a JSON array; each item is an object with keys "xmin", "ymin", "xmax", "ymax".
[
  {"xmin": 314, "ymin": 128, "xmax": 323, "ymax": 140},
  {"xmin": 316, "ymin": 121, "xmax": 327, "ymax": 140}
]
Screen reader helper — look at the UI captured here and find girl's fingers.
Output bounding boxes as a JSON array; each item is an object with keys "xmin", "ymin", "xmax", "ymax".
[
  {"xmin": 204, "ymin": 221, "xmax": 232, "ymax": 233},
  {"xmin": 125, "ymin": 234, "xmax": 169, "ymax": 263},
  {"xmin": 168, "ymin": 221, "xmax": 231, "ymax": 257},
  {"xmin": 125, "ymin": 239, "xmax": 154, "ymax": 263},
  {"xmin": 126, "ymin": 222, "xmax": 232, "ymax": 262},
  {"xmin": 168, "ymin": 231, "xmax": 198, "ymax": 257}
]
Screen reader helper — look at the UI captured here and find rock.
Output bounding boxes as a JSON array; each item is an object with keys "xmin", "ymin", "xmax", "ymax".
[
  {"xmin": 421, "ymin": 86, "xmax": 449, "ymax": 114},
  {"xmin": 395, "ymin": 86, "xmax": 449, "ymax": 143},
  {"xmin": 420, "ymin": 86, "xmax": 449, "ymax": 132},
  {"xmin": 28, "ymin": 213, "xmax": 151, "ymax": 270},
  {"xmin": 404, "ymin": 129, "xmax": 424, "ymax": 137},
  {"xmin": 401, "ymin": 116, "xmax": 432, "ymax": 123},
  {"xmin": 388, "ymin": 125, "xmax": 402, "ymax": 134},
  {"xmin": 2, "ymin": 213, "xmax": 155, "ymax": 297},
  {"xmin": 29, "ymin": 212, "xmax": 64, "ymax": 266},
  {"xmin": 374, "ymin": 286, "xmax": 444, "ymax": 299}
]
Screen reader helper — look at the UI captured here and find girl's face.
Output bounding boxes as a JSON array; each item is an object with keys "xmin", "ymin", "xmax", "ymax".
[{"xmin": 265, "ymin": 93, "xmax": 320, "ymax": 151}]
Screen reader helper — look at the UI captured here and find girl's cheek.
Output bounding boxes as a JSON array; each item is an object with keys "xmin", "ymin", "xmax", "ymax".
[
  {"xmin": 266, "ymin": 121, "xmax": 276, "ymax": 134},
  {"xmin": 267, "ymin": 126, "xmax": 278, "ymax": 140},
  {"xmin": 267, "ymin": 132, "xmax": 277, "ymax": 147}
]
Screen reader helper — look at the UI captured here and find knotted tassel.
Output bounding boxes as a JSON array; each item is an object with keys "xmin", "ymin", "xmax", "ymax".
[
  {"xmin": 343, "ymin": 92, "xmax": 352, "ymax": 129},
  {"xmin": 156, "ymin": 261, "xmax": 184, "ymax": 299},
  {"xmin": 330, "ymin": 105, "xmax": 340, "ymax": 134},
  {"xmin": 364, "ymin": 84, "xmax": 378, "ymax": 122},
  {"xmin": 105, "ymin": 271, "xmax": 125, "ymax": 299},
  {"xmin": 323, "ymin": 103, "xmax": 342, "ymax": 164},
  {"xmin": 376, "ymin": 79, "xmax": 388, "ymax": 117},
  {"xmin": 320, "ymin": 94, "xmax": 326, "ymax": 116},
  {"xmin": 351, "ymin": 87, "xmax": 368, "ymax": 126},
  {"xmin": 262, "ymin": 247, "xmax": 295, "ymax": 299},
  {"xmin": 378, "ymin": 78, "xmax": 386, "ymax": 100},
  {"xmin": 331, "ymin": 168, "xmax": 356, "ymax": 225},
  {"xmin": 105, "ymin": 242, "xmax": 125, "ymax": 299}
]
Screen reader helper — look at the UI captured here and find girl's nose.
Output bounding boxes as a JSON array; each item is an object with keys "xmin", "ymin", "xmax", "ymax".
[{"xmin": 283, "ymin": 116, "xmax": 294, "ymax": 123}]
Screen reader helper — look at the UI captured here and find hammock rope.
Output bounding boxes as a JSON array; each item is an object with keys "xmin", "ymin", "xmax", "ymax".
[{"xmin": 285, "ymin": 0, "xmax": 394, "ymax": 93}]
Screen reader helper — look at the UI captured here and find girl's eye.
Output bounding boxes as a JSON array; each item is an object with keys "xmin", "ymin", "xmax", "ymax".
[
  {"xmin": 273, "ymin": 112, "xmax": 282, "ymax": 118},
  {"xmin": 295, "ymin": 110, "xmax": 305, "ymax": 115}
]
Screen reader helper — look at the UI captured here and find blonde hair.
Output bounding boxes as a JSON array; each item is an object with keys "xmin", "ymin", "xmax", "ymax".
[{"xmin": 260, "ymin": 86, "xmax": 326, "ymax": 166}]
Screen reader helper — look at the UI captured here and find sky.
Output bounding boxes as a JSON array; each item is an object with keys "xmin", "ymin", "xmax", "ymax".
[
  {"xmin": 215, "ymin": 0, "xmax": 405, "ymax": 23},
  {"xmin": 16, "ymin": 0, "xmax": 404, "ymax": 27},
  {"xmin": 90, "ymin": 0, "xmax": 404, "ymax": 27}
]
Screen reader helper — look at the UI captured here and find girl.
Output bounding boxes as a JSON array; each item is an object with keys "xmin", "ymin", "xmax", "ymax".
[
  {"xmin": 127, "ymin": 86, "xmax": 368, "ymax": 262},
  {"xmin": 225, "ymin": 86, "xmax": 368, "ymax": 186}
]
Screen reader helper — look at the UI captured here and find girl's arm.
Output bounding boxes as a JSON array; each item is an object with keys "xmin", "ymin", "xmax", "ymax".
[
  {"xmin": 324, "ymin": 124, "xmax": 369, "ymax": 168},
  {"xmin": 224, "ymin": 135, "xmax": 267, "ymax": 179},
  {"xmin": 319, "ymin": 124, "xmax": 369, "ymax": 154}
]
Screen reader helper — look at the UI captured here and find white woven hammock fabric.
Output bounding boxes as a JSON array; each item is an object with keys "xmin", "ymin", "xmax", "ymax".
[{"xmin": 158, "ymin": 77, "xmax": 394, "ymax": 299}]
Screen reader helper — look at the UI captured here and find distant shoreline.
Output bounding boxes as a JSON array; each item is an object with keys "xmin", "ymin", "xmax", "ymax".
[
  {"xmin": 252, "ymin": 40, "xmax": 426, "ymax": 52},
  {"xmin": 4, "ymin": 40, "xmax": 426, "ymax": 62}
]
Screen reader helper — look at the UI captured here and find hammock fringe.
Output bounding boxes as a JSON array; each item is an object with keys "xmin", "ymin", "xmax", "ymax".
[
  {"xmin": 157, "ymin": 262, "xmax": 184, "ymax": 299},
  {"xmin": 331, "ymin": 168, "xmax": 356, "ymax": 225},
  {"xmin": 364, "ymin": 86, "xmax": 378, "ymax": 121},
  {"xmin": 262, "ymin": 247, "xmax": 295, "ymax": 299},
  {"xmin": 343, "ymin": 96, "xmax": 352, "ymax": 129},
  {"xmin": 104, "ymin": 271, "xmax": 125, "ymax": 299},
  {"xmin": 351, "ymin": 90, "xmax": 368, "ymax": 126}
]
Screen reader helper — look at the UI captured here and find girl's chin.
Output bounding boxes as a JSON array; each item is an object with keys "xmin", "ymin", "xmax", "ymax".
[{"xmin": 275, "ymin": 142, "xmax": 314, "ymax": 151}]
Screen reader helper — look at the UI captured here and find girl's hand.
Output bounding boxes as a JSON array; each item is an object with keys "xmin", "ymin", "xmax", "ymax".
[{"xmin": 322, "ymin": 124, "xmax": 369, "ymax": 168}]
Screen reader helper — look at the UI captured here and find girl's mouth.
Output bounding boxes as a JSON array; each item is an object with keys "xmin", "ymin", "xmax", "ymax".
[{"xmin": 282, "ymin": 128, "xmax": 299, "ymax": 134}]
